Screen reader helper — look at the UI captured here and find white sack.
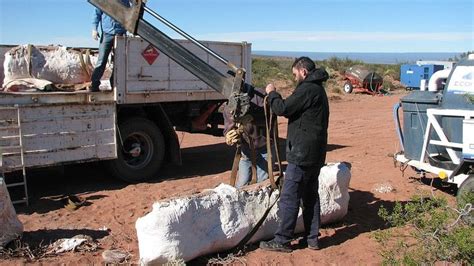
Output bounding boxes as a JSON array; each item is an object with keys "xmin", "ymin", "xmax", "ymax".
[
  {"xmin": 0, "ymin": 177, "xmax": 23, "ymax": 248},
  {"xmin": 136, "ymin": 162, "xmax": 351, "ymax": 264},
  {"xmin": 2, "ymin": 44, "xmax": 111, "ymax": 91}
]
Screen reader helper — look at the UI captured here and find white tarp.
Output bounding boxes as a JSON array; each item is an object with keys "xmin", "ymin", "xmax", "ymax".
[
  {"xmin": 0, "ymin": 177, "xmax": 23, "ymax": 248},
  {"xmin": 136, "ymin": 162, "xmax": 351, "ymax": 264},
  {"xmin": 2, "ymin": 44, "xmax": 111, "ymax": 91}
]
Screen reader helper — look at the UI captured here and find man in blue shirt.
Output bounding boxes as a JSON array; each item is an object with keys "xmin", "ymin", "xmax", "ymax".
[{"xmin": 90, "ymin": 1, "xmax": 128, "ymax": 92}]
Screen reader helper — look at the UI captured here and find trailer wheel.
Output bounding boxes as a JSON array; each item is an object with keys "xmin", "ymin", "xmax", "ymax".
[
  {"xmin": 108, "ymin": 117, "xmax": 165, "ymax": 183},
  {"xmin": 456, "ymin": 176, "xmax": 473, "ymax": 225},
  {"xmin": 343, "ymin": 82, "xmax": 353, "ymax": 94}
]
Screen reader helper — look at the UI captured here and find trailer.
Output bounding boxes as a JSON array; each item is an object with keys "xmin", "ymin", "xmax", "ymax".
[
  {"xmin": 393, "ymin": 54, "xmax": 474, "ymax": 212},
  {"xmin": 343, "ymin": 65, "xmax": 383, "ymax": 95}
]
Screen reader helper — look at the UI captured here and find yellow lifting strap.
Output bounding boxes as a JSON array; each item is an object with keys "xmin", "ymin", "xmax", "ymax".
[{"xmin": 76, "ymin": 49, "xmax": 92, "ymax": 80}]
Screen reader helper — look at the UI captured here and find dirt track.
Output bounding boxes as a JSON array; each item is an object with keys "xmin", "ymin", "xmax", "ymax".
[{"xmin": 3, "ymin": 92, "xmax": 455, "ymax": 265}]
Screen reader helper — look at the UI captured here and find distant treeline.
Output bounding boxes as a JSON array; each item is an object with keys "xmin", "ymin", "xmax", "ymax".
[{"xmin": 253, "ymin": 51, "xmax": 465, "ymax": 65}]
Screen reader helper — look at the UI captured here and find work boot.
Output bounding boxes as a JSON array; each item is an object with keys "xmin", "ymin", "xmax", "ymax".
[
  {"xmin": 259, "ymin": 239, "xmax": 292, "ymax": 253},
  {"xmin": 298, "ymin": 237, "xmax": 320, "ymax": 250}
]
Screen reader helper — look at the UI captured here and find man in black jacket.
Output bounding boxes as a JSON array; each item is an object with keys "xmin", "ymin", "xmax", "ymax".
[{"xmin": 260, "ymin": 56, "xmax": 329, "ymax": 252}]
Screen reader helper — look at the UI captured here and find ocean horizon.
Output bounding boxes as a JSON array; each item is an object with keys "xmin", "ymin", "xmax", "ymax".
[{"xmin": 252, "ymin": 50, "xmax": 462, "ymax": 65}]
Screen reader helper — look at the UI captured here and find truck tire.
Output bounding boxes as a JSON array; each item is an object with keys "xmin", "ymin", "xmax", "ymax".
[
  {"xmin": 108, "ymin": 117, "xmax": 165, "ymax": 183},
  {"xmin": 343, "ymin": 82, "xmax": 353, "ymax": 94},
  {"xmin": 456, "ymin": 176, "xmax": 473, "ymax": 225}
]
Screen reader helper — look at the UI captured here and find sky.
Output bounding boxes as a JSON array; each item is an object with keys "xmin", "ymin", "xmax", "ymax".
[{"xmin": 0, "ymin": 0, "xmax": 473, "ymax": 53}]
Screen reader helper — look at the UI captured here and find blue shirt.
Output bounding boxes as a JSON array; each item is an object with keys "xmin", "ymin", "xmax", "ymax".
[{"xmin": 92, "ymin": 0, "xmax": 129, "ymax": 35}]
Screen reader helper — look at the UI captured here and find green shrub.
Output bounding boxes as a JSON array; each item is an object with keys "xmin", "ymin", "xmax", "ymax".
[
  {"xmin": 374, "ymin": 193, "xmax": 473, "ymax": 264},
  {"xmin": 251, "ymin": 57, "xmax": 292, "ymax": 88}
]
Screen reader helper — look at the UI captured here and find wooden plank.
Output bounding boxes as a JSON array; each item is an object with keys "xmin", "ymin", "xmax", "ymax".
[
  {"xmin": 0, "ymin": 91, "xmax": 115, "ymax": 105},
  {"xmin": 0, "ymin": 128, "xmax": 20, "ymax": 138},
  {"xmin": 0, "ymin": 108, "xmax": 18, "ymax": 121},
  {"xmin": 0, "ymin": 137, "xmax": 20, "ymax": 148},
  {"xmin": 2, "ymin": 143, "xmax": 117, "ymax": 171},
  {"xmin": 19, "ymin": 116, "xmax": 115, "ymax": 135},
  {"xmin": 20, "ymin": 113, "xmax": 114, "ymax": 125},
  {"xmin": 19, "ymin": 103, "xmax": 114, "ymax": 121},
  {"xmin": 0, "ymin": 129, "xmax": 115, "ymax": 153}
]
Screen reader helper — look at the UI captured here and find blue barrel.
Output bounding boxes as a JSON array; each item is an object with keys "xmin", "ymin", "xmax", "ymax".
[{"xmin": 401, "ymin": 91, "xmax": 442, "ymax": 160}]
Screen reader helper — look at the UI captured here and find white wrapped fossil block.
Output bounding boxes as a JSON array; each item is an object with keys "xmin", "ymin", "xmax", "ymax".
[
  {"xmin": 2, "ymin": 44, "xmax": 111, "ymax": 91},
  {"xmin": 136, "ymin": 162, "xmax": 351, "ymax": 264},
  {"xmin": 0, "ymin": 178, "xmax": 23, "ymax": 248}
]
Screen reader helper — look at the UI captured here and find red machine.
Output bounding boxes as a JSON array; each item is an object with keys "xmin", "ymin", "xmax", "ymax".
[{"xmin": 343, "ymin": 65, "xmax": 383, "ymax": 95}]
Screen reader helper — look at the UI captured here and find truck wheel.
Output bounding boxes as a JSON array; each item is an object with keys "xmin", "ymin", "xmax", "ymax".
[
  {"xmin": 343, "ymin": 82, "xmax": 353, "ymax": 94},
  {"xmin": 108, "ymin": 117, "xmax": 165, "ymax": 183},
  {"xmin": 456, "ymin": 176, "xmax": 473, "ymax": 225}
]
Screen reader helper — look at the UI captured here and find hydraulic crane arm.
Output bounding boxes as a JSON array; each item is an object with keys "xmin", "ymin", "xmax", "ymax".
[{"xmin": 88, "ymin": 0, "xmax": 252, "ymax": 120}]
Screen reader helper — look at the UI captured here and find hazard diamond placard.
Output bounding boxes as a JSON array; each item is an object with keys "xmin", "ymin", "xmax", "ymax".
[{"xmin": 142, "ymin": 44, "xmax": 160, "ymax": 65}]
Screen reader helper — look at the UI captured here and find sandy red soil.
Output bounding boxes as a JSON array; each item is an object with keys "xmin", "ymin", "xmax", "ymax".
[{"xmin": 2, "ymin": 91, "xmax": 456, "ymax": 265}]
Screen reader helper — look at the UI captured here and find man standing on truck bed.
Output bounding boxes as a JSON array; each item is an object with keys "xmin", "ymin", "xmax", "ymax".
[
  {"xmin": 260, "ymin": 56, "xmax": 329, "ymax": 252},
  {"xmin": 90, "ymin": 0, "xmax": 129, "ymax": 92}
]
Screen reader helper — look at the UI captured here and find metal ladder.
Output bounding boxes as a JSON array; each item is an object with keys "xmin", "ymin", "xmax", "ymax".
[{"xmin": 0, "ymin": 105, "xmax": 28, "ymax": 205}]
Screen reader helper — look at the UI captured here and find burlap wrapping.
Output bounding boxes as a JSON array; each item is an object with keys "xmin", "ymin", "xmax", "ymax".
[{"xmin": 2, "ymin": 44, "xmax": 111, "ymax": 92}]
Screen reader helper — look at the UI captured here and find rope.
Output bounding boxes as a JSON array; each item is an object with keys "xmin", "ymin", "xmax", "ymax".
[
  {"xmin": 229, "ymin": 145, "xmax": 242, "ymax": 187},
  {"xmin": 264, "ymin": 96, "xmax": 279, "ymax": 189}
]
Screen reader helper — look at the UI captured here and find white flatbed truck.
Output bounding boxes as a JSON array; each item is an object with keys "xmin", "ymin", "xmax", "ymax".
[{"xmin": 0, "ymin": 36, "xmax": 252, "ymax": 205}]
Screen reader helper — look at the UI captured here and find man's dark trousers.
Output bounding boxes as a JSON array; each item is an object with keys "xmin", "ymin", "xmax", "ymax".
[{"xmin": 274, "ymin": 163, "xmax": 321, "ymax": 246}]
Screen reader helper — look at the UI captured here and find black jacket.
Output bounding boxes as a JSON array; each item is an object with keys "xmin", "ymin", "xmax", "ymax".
[{"xmin": 268, "ymin": 68, "xmax": 329, "ymax": 166}]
